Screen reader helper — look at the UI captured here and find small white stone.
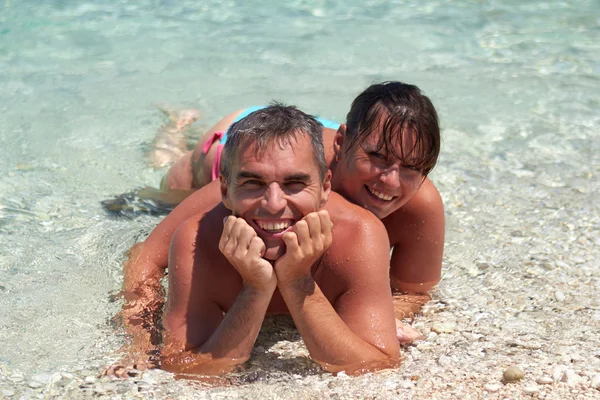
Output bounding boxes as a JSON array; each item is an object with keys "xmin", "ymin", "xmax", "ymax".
[
  {"xmin": 401, "ymin": 380, "xmax": 414, "ymax": 389},
  {"xmin": 84, "ymin": 376, "xmax": 96, "ymax": 384},
  {"xmin": 523, "ymin": 385, "xmax": 539, "ymax": 394},
  {"xmin": 561, "ymin": 369, "xmax": 582, "ymax": 387},
  {"xmin": 94, "ymin": 386, "xmax": 106, "ymax": 394},
  {"xmin": 462, "ymin": 332, "xmax": 483, "ymax": 341},
  {"xmin": 30, "ymin": 373, "xmax": 52, "ymax": 384},
  {"xmin": 591, "ymin": 374, "xmax": 600, "ymax": 388},
  {"xmin": 554, "ymin": 291, "xmax": 565, "ymax": 302},
  {"xmin": 536, "ymin": 376, "xmax": 553, "ymax": 385},
  {"xmin": 552, "ymin": 365, "xmax": 567, "ymax": 382},
  {"xmin": 140, "ymin": 374, "xmax": 157, "ymax": 385},
  {"xmin": 438, "ymin": 355, "xmax": 452, "ymax": 367},
  {"xmin": 61, "ymin": 372, "xmax": 74, "ymax": 380},
  {"xmin": 28, "ymin": 380, "xmax": 42, "ymax": 388},
  {"xmin": 416, "ymin": 342, "xmax": 434, "ymax": 351},
  {"xmin": 554, "ymin": 260, "xmax": 569, "ymax": 269},
  {"xmin": 432, "ymin": 323, "xmax": 456, "ymax": 334},
  {"xmin": 384, "ymin": 378, "xmax": 397, "ymax": 389},
  {"xmin": 2, "ymin": 389, "xmax": 16, "ymax": 397},
  {"xmin": 484, "ymin": 383, "xmax": 501, "ymax": 392}
]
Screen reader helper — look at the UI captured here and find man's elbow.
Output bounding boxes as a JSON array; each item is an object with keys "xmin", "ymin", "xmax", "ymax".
[
  {"xmin": 160, "ymin": 349, "xmax": 247, "ymax": 375},
  {"xmin": 317, "ymin": 350, "xmax": 400, "ymax": 375},
  {"xmin": 391, "ymin": 277, "xmax": 440, "ymax": 293}
]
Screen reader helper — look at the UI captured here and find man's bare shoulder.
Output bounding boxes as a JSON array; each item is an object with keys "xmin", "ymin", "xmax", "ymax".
[
  {"xmin": 325, "ymin": 192, "xmax": 387, "ymax": 235},
  {"xmin": 171, "ymin": 202, "xmax": 229, "ymax": 254},
  {"xmin": 323, "ymin": 193, "xmax": 389, "ymax": 266}
]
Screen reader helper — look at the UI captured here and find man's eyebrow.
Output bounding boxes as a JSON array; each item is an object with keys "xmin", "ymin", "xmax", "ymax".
[
  {"xmin": 236, "ymin": 171, "xmax": 263, "ymax": 180},
  {"xmin": 284, "ymin": 173, "xmax": 311, "ymax": 182}
]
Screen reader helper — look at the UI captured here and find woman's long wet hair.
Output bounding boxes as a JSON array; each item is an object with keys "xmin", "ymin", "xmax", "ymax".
[{"xmin": 344, "ymin": 81, "xmax": 440, "ymax": 176}]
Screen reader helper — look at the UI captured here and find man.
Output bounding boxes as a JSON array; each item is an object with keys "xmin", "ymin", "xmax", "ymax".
[{"xmin": 157, "ymin": 104, "xmax": 399, "ymax": 374}]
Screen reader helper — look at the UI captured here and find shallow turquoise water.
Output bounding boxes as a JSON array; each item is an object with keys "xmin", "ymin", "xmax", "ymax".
[{"xmin": 0, "ymin": 0, "xmax": 599, "ymax": 378}]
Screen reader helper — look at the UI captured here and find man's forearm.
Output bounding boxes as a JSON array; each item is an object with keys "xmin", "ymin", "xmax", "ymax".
[
  {"xmin": 278, "ymin": 277, "xmax": 398, "ymax": 371},
  {"xmin": 119, "ymin": 242, "xmax": 167, "ymax": 353},
  {"xmin": 162, "ymin": 285, "xmax": 275, "ymax": 374}
]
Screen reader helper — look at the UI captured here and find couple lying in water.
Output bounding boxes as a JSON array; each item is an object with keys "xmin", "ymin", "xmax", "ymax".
[{"xmin": 115, "ymin": 81, "xmax": 444, "ymax": 376}]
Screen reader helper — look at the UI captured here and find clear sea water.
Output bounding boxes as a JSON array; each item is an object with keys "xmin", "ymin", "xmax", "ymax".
[{"xmin": 1, "ymin": 0, "xmax": 599, "ymax": 387}]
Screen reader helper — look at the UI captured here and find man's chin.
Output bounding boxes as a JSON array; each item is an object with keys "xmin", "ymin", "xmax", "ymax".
[{"xmin": 263, "ymin": 245, "xmax": 285, "ymax": 261}]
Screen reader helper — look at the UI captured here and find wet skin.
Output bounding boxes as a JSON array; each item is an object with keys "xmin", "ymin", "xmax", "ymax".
[
  {"xmin": 156, "ymin": 109, "xmax": 444, "ymax": 293},
  {"xmin": 160, "ymin": 135, "xmax": 400, "ymax": 375}
]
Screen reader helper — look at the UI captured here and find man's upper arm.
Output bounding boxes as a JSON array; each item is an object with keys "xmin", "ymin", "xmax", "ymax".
[
  {"xmin": 135, "ymin": 180, "xmax": 223, "ymax": 271},
  {"xmin": 389, "ymin": 179, "xmax": 445, "ymax": 292},
  {"xmin": 331, "ymin": 216, "xmax": 399, "ymax": 358},
  {"xmin": 164, "ymin": 217, "xmax": 223, "ymax": 351}
]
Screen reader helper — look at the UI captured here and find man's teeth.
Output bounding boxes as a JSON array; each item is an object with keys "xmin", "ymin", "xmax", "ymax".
[
  {"xmin": 257, "ymin": 220, "xmax": 292, "ymax": 232},
  {"xmin": 367, "ymin": 186, "xmax": 394, "ymax": 201}
]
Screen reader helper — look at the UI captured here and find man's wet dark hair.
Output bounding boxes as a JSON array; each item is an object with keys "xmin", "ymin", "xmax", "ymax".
[
  {"xmin": 344, "ymin": 81, "xmax": 440, "ymax": 175},
  {"xmin": 221, "ymin": 103, "xmax": 327, "ymax": 181}
]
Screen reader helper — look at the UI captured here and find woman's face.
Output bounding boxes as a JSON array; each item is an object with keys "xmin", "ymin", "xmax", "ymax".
[{"xmin": 333, "ymin": 124, "xmax": 425, "ymax": 220}]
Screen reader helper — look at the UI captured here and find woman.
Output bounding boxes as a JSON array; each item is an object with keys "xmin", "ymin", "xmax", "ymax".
[{"xmin": 122, "ymin": 81, "xmax": 444, "ymax": 345}]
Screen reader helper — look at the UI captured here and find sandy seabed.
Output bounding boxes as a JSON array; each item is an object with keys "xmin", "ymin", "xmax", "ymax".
[{"xmin": 1, "ymin": 182, "xmax": 599, "ymax": 399}]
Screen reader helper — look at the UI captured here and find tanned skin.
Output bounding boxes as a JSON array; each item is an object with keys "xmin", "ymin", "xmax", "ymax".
[
  {"xmin": 159, "ymin": 135, "xmax": 399, "ymax": 374},
  {"xmin": 113, "ymin": 108, "xmax": 443, "ymax": 374},
  {"xmin": 134, "ymin": 109, "xmax": 443, "ymax": 295}
]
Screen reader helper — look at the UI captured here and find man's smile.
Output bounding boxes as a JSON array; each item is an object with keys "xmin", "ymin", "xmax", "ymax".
[{"xmin": 253, "ymin": 219, "xmax": 295, "ymax": 235}]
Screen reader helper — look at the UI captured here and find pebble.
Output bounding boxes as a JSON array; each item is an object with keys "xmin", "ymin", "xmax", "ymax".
[
  {"xmin": 416, "ymin": 342, "xmax": 434, "ymax": 351},
  {"xmin": 84, "ymin": 376, "xmax": 96, "ymax": 384},
  {"xmin": 561, "ymin": 369, "xmax": 582, "ymax": 387},
  {"xmin": 9, "ymin": 373, "xmax": 24, "ymax": 382},
  {"xmin": 432, "ymin": 323, "xmax": 456, "ymax": 334},
  {"xmin": 28, "ymin": 380, "xmax": 42, "ymax": 389},
  {"xmin": 30, "ymin": 374, "xmax": 52, "ymax": 384},
  {"xmin": 438, "ymin": 355, "xmax": 452, "ymax": 367},
  {"xmin": 552, "ymin": 365, "xmax": 568, "ymax": 382},
  {"xmin": 554, "ymin": 291, "xmax": 565, "ymax": 302},
  {"xmin": 484, "ymin": 383, "xmax": 501, "ymax": 392},
  {"xmin": 61, "ymin": 372, "xmax": 74, "ymax": 380},
  {"xmin": 462, "ymin": 332, "xmax": 483, "ymax": 341},
  {"xmin": 523, "ymin": 385, "xmax": 539, "ymax": 394},
  {"xmin": 591, "ymin": 374, "xmax": 600, "ymax": 389},
  {"xmin": 536, "ymin": 376, "xmax": 553, "ymax": 385},
  {"xmin": 503, "ymin": 366, "xmax": 525, "ymax": 383},
  {"xmin": 554, "ymin": 260, "xmax": 569, "ymax": 269},
  {"xmin": 94, "ymin": 387, "xmax": 106, "ymax": 395},
  {"xmin": 2, "ymin": 389, "xmax": 16, "ymax": 397}
]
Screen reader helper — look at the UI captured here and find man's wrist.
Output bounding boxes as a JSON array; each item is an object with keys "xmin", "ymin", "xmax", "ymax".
[
  {"xmin": 242, "ymin": 280, "xmax": 277, "ymax": 296},
  {"xmin": 277, "ymin": 273, "xmax": 314, "ymax": 293}
]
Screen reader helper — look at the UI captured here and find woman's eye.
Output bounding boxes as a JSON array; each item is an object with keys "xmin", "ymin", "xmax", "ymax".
[{"xmin": 368, "ymin": 151, "xmax": 386, "ymax": 160}]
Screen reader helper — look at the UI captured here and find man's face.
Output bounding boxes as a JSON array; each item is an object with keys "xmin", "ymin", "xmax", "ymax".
[{"xmin": 221, "ymin": 133, "xmax": 331, "ymax": 261}]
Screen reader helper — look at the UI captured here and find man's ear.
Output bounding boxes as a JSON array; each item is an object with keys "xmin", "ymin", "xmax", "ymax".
[
  {"xmin": 333, "ymin": 124, "xmax": 346, "ymax": 160},
  {"xmin": 320, "ymin": 169, "xmax": 332, "ymax": 208},
  {"xmin": 220, "ymin": 174, "xmax": 232, "ymax": 210}
]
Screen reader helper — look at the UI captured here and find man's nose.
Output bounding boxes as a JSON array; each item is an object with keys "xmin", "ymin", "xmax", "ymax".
[{"xmin": 261, "ymin": 183, "xmax": 287, "ymax": 213}]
